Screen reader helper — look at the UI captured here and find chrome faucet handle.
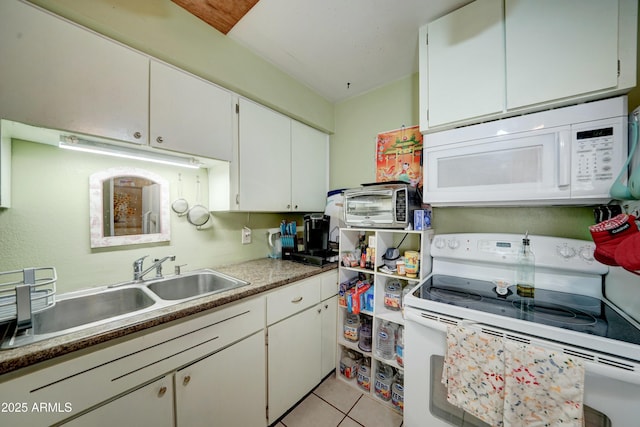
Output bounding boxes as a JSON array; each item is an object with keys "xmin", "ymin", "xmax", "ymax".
[
  {"xmin": 133, "ymin": 255, "xmax": 149, "ymax": 280},
  {"xmin": 153, "ymin": 256, "xmax": 176, "ymax": 279},
  {"xmin": 133, "ymin": 255, "xmax": 148, "ymax": 269}
]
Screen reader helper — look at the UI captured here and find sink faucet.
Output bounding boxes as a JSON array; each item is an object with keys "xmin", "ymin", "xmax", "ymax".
[{"xmin": 133, "ymin": 255, "xmax": 176, "ymax": 281}]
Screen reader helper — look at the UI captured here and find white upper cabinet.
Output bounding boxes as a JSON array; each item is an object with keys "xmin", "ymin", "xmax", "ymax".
[
  {"xmin": 0, "ymin": 0, "xmax": 148, "ymax": 144},
  {"xmin": 291, "ymin": 120, "xmax": 329, "ymax": 212},
  {"xmin": 237, "ymin": 98, "xmax": 328, "ymax": 212},
  {"xmin": 420, "ymin": 0, "xmax": 637, "ymax": 132},
  {"xmin": 422, "ymin": 0, "xmax": 504, "ymax": 129},
  {"xmin": 150, "ymin": 60, "xmax": 234, "ymax": 161},
  {"xmin": 505, "ymin": 0, "xmax": 619, "ymax": 110},
  {"xmin": 238, "ymin": 98, "xmax": 292, "ymax": 211}
]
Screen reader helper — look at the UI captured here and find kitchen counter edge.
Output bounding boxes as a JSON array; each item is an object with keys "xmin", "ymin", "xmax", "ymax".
[{"xmin": 0, "ymin": 258, "xmax": 337, "ymax": 376}]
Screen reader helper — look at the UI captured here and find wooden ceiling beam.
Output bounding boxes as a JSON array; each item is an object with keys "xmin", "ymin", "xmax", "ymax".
[{"xmin": 172, "ymin": 0, "xmax": 260, "ymax": 35}]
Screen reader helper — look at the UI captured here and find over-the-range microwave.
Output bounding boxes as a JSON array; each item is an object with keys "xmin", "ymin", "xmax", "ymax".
[
  {"xmin": 423, "ymin": 96, "xmax": 629, "ymax": 206},
  {"xmin": 343, "ymin": 183, "xmax": 420, "ymax": 228}
]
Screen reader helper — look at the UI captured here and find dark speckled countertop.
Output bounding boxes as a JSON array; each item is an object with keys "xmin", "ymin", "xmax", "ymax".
[{"xmin": 0, "ymin": 258, "xmax": 337, "ymax": 375}]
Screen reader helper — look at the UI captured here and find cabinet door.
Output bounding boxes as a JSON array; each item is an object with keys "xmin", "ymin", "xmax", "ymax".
[
  {"xmin": 505, "ymin": 0, "xmax": 619, "ymax": 109},
  {"xmin": 61, "ymin": 376, "xmax": 173, "ymax": 427},
  {"xmin": 150, "ymin": 60, "xmax": 234, "ymax": 161},
  {"xmin": 291, "ymin": 120, "xmax": 328, "ymax": 211},
  {"xmin": 238, "ymin": 98, "xmax": 291, "ymax": 211},
  {"xmin": 175, "ymin": 331, "xmax": 267, "ymax": 427},
  {"xmin": 268, "ymin": 304, "xmax": 322, "ymax": 423},
  {"xmin": 321, "ymin": 296, "xmax": 338, "ymax": 377},
  {"xmin": 424, "ymin": 0, "xmax": 504, "ymax": 128},
  {"xmin": 0, "ymin": 1, "xmax": 148, "ymax": 144}
]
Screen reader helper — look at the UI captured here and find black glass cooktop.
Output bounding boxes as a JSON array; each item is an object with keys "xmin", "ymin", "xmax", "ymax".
[{"xmin": 414, "ymin": 274, "xmax": 640, "ymax": 347}]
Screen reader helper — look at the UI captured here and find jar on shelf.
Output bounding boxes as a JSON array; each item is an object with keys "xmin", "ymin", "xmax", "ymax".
[
  {"xmin": 340, "ymin": 349, "xmax": 360, "ymax": 380},
  {"xmin": 344, "ymin": 313, "xmax": 360, "ymax": 342},
  {"xmin": 384, "ymin": 280, "xmax": 402, "ymax": 311},
  {"xmin": 357, "ymin": 357, "xmax": 371, "ymax": 392},
  {"xmin": 391, "ymin": 371, "xmax": 404, "ymax": 412},
  {"xmin": 358, "ymin": 316, "xmax": 372, "ymax": 352},
  {"xmin": 374, "ymin": 362, "xmax": 394, "ymax": 401},
  {"xmin": 375, "ymin": 320, "xmax": 396, "ymax": 360}
]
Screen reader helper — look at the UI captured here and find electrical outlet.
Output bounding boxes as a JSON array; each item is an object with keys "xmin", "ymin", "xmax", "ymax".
[{"xmin": 241, "ymin": 227, "xmax": 252, "ymax": 244}]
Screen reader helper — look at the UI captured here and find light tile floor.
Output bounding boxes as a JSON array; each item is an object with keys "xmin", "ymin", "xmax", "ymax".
[{"xmin": 273, "ymin": 373, "xmax": 403, "ymax": 427}]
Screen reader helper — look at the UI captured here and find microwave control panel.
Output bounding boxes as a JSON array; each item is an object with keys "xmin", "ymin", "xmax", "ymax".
[{"xmin": 571, "ymin": 117, "xmax": 625, "ymax": 196}]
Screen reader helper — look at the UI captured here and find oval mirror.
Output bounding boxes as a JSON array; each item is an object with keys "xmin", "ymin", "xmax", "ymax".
[{"xmin": 89, "ymin": 167, "xmax": 170, "ymax": 248}]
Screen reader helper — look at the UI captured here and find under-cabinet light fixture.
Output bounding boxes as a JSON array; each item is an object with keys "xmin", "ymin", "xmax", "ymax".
[{"xmin": 59, "ymin": 136, "xmax": 202, "ymax": 169}]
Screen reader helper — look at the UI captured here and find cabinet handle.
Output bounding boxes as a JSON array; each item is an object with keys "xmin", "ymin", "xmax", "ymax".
[
  {"xmin": 133, "ymin": 131, "xmax": 142, "ymax": 139},
  {"xmin": 317, "ymin": 308, "xmax": 322, "ymax": 313},
  {"xmin": 324, "ymin": 304, "xmax": 329, "ymax": 309},
  {"xmin": 287, "ymin": 204, "xmax": 291, "ymax": 209},
  {"xmin": 183, "ymin": 375, "xmax": 191, "ymax": 386},
  {"xmin": 158, "ymin": 386, "xmax": 167, "ymax": 398},
  {"xmin": 156, "ymin": 136, "xmax": 164, "ymax": 143},
  {"xmin": 291, "ymin": 296, "xmax": 303, "ymax": 303},
  {"xmin": 294, "ymin": 205, "xmax": 298, "ymax": 210}
]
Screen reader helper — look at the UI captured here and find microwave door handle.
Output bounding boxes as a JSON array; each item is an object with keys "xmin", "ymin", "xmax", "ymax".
[{"xmin": 558, "ymin": 130, "xmax": 571, "ymax": 187}]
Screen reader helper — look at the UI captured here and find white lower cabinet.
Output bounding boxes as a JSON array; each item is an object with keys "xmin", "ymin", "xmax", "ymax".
[
  {"xmin": 321, "ymin": 295, "xmax": 338, "ymax": 377},
  {"xmin": 62, "ymin": 376, "xmax": 174, "ymax": 427},
  {"xmin": 175, "ymin": 331, "xmax": 266, "ymax": 427},
  {"xmin": 268, "ymin": 303, "xmax": 322, "ymax": 424},
  {"xmin": 0, "ymin": 296, "xmax": 266, "ymax": 426},
  {"xmin": 266, "ymin": 270, "xmax": 338, "ymax": 424}
]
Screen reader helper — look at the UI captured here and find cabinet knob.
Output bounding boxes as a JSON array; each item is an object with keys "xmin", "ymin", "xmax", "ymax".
[
  {"xmin": 317, "ymin": 308, "xmax": 322, "ymax": 314},
  {"xmin": 133, "ymin": 131, "xmax": 142, "ymax": 139},
  {"xmin": 294, "ymin": 205, "xmax": 298, "ymax": 210},
  {"xmin": 324, "ymin": 304, "xmax": 329, "ymax": 309},
  {"xmin": 287, "ymin": 204, "xmax": 291, "ymax": 209},
  {"xmin": 158, "ymin": 386, "xmax": 167, "ymax": 398},
  {"xmin": 156, "ymin": 136, "xmax": 164, "ymax": 143},
  {"xmin": 183, "ymin": 375, "xmax": 191, "ymax": 386}
]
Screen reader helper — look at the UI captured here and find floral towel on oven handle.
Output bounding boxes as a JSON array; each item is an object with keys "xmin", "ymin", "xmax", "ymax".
[
  {"xmin": 503, "ymin": 340, "xmax": 585, "ymax": 427},
  {"xmin": 442, "ymin": 324, "xmax": 506, "ymax": 427},
  {"xmin": 443, "ymin": 325, "xmax": 586, "ymax": 427}
]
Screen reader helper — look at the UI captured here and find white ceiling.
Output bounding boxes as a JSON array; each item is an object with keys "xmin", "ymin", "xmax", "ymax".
[{"xmin": 228, "ymin": 0, "xmax": 473, "ymax": 103}]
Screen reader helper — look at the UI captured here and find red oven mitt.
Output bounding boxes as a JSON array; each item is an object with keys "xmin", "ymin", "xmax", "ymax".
[
  {"xmin": 615, "ymin": 232, "xmax": 640, "ymax": 275},
  {"xmin": 589, "ymin": 214, "xmax": 638, "ymax": 266}
]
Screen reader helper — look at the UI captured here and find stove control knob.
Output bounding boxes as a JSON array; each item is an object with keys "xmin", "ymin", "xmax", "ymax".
[
  {"xmin": 557, "ymin": 244, "xmax": 576, "ymax": 259},
  {"xmin": 448, "ymin": 239, "xmax": 460, "ymax": 250},
  {"xmin": 579, "ymin": 246, "xmax": 595, "ymax": 262},
  {"xmin": 434, "ymin": 238, "xmax": 446, "ymax": 249}
]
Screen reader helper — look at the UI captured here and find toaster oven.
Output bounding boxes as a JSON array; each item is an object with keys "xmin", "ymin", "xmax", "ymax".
[{"xmin": 343, "ymin": 183, "xmax": 420, "ymax": 229}]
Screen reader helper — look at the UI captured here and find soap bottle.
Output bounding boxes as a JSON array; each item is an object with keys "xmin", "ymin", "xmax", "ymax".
[{"xmin": 515, "ymin": 232, "xmax": 535, "ymax": 300}]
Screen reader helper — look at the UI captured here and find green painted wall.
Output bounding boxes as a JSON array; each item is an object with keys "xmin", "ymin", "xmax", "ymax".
[
  {"xmin": 0, "ymin": 139, "xmax": 303, "ymax": 293},
  {"xmin": 330, "ymin": 72, "xmax": 640, "ymax": 241}
]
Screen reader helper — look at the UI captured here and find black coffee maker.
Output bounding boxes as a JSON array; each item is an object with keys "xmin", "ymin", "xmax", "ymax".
[
  {"xmin": 303, "ymin": 213, "xmax": 330, "ymax": 254},
  {"xmin": 291, "ymin": 213, "xmax": 336, "ymax": 265}
]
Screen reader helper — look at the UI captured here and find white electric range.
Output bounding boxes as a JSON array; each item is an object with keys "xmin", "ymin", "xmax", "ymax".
[{"xmin": 404, "ymin": 233, "xmax": 640, "ymax": 427}]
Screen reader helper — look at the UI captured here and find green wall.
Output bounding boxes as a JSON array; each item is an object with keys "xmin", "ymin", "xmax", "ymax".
[
  {"xmin": 329, "ymin": 72, "xmax": 637, "ymax": 241},
  {"xmin": 0, "ymin": 139, "xmax": 303, "ymax": 293}
]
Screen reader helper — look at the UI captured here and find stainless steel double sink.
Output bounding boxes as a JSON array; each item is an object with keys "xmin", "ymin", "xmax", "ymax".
[{"xmin": 1, "ymin": 269, "xmax": 250, "ymax": 349}]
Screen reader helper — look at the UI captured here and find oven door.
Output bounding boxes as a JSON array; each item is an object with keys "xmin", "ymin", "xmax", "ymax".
[{"xmin": 404, "ymin": 308, "xmax": 640, "ymax": 427}]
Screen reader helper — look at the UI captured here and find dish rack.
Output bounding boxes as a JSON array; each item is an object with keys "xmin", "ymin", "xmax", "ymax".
[{"xmin": 0, "ymin": 267, "xmax": 57, "ymax": 324}]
